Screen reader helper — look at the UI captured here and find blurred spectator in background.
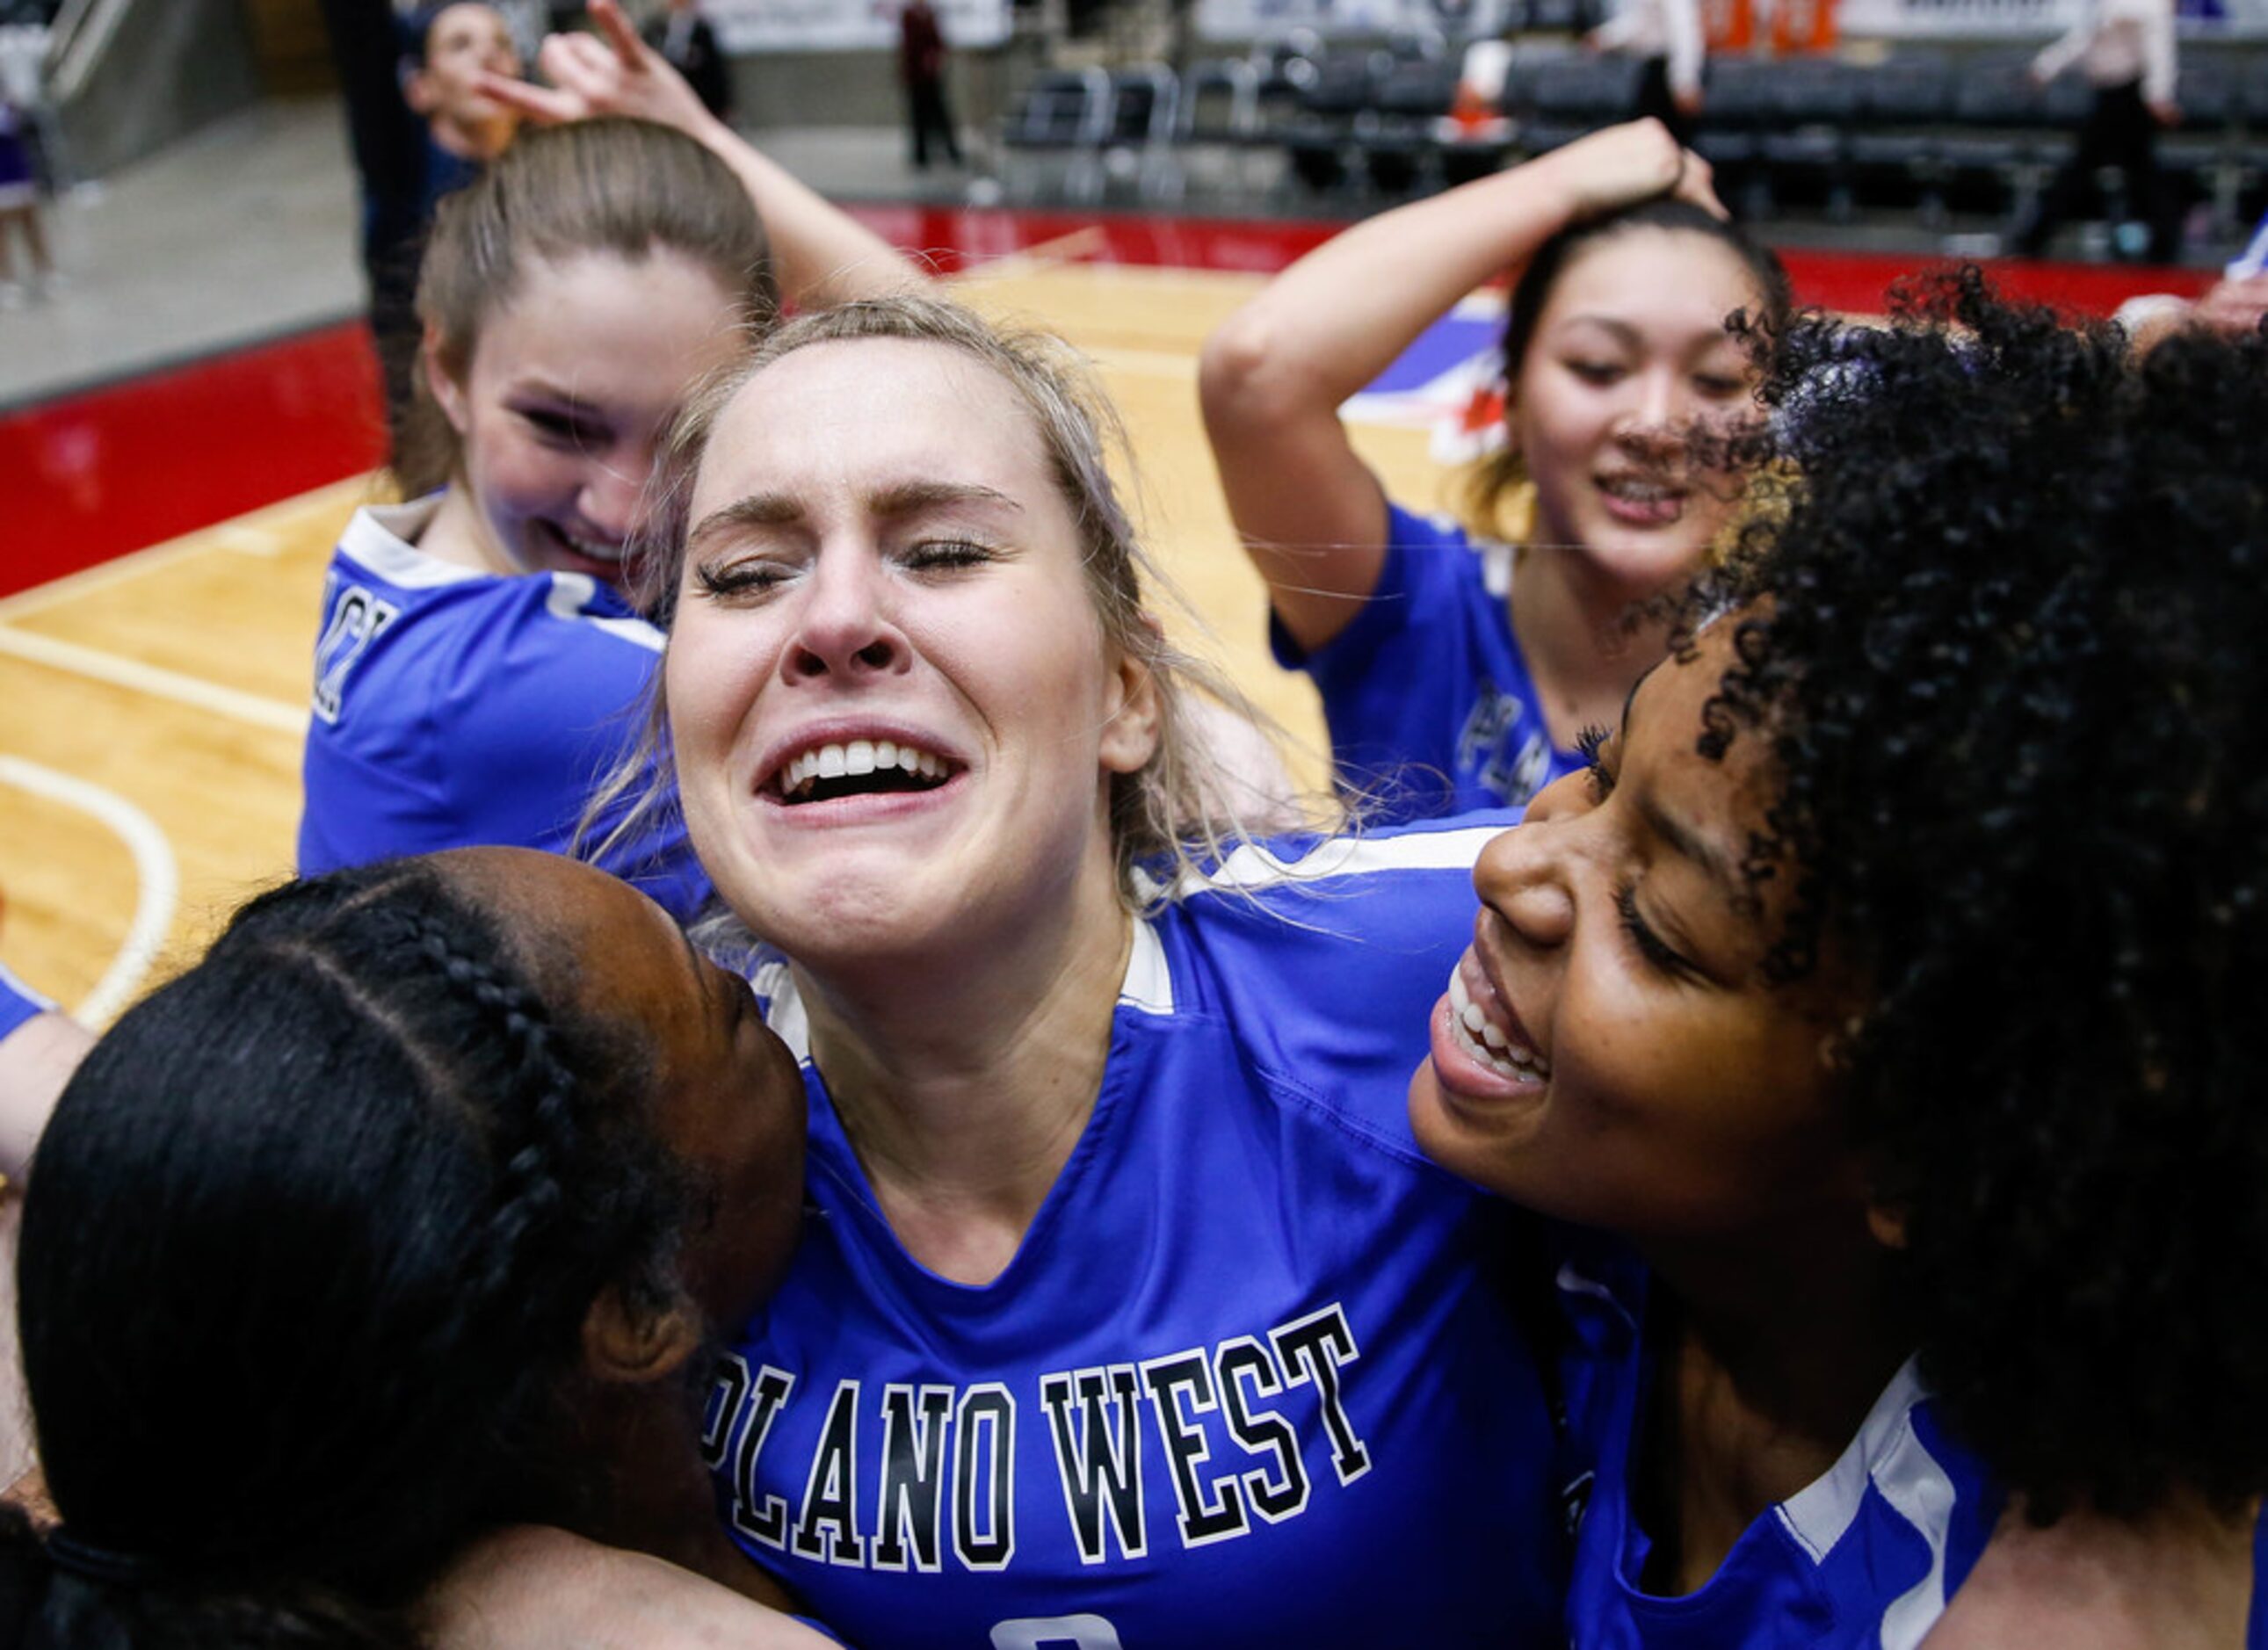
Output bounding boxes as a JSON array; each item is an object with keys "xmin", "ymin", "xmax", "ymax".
[
  {"xmin": 641, "ymin": 0, "xmax": 731, "ymax": 121},
  {"xmin": 2014, "ymin": 0, "xmax": 2178, "ymax": 264},
  {"xmin": 0, "ymin": 94, "xmax": 51, "ymax": 306},
  {"xmin": 320, "ymin": 0, "xmax": 523, "ymax": 464},
  {"xmin": 898, "ymin": 0, "xmax": 961, "ymax": 170},
  {"xmin": 2118, "ymin": 210, "xmax": 2268, "ymax": 345},
  {"xmin": 1585, "ymin": 0, "xmax": 1703, "ymax": 147}
]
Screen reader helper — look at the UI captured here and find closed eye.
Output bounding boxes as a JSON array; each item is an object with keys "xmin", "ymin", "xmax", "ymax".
[
  {"xmin": 1615, "ymin": 886, "xmax": 1694, "ymax": 976},
  {"xmin": 1576, "ymin": 723, "xmax": 1616, "ymax": 803},
  {"xmin": 901, "ymin": 539, "xmax": 995, "ymax": 573},
  {"xmin": 694, "ymin": 559, "xmax": 788, "ymax": 599}
]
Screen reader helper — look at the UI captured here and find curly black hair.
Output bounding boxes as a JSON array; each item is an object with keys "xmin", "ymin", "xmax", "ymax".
[{"xmin": 1697, "ymin": 268, "xmax": 2268, "ymax": 1523}]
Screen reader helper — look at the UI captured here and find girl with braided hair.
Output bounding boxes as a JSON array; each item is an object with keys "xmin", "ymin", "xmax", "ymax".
[
  {"xmin": 0, "ymin": 848, "xmax": 820, "ymax": 1647},
  {"xmin": 1412, "ymin": 273, "xmax": 2268, "ymax": 1644}
]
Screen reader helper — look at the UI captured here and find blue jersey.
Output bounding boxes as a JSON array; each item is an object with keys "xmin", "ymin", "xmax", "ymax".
[
  {"xmin": 709, "ymin": 821, "xmax": 1562, "ymax": 1650},
  {"xmin": 297, "ymin": 501, "xmax": 710, "ymax": 921},
  {"xmin": 0, "ymin": 959, "xmax": 55, "ymax": 1045},
  {"xmin": 1554, "ymin": 1241, "xmax": 2004, "ymax": 1649},
  {"xmin": 1272, "ymin": 503, "xmax": 1582, "ymax": 823}
]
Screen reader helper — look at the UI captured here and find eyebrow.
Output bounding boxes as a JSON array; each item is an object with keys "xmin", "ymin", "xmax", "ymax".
[
  {"xmin": 1617, "ymin": 666, "xmax": 1746, "ymax": 903},
  {"xmin": 686, "ymin": 480, "xmax": 1020, "ymax": 553}
]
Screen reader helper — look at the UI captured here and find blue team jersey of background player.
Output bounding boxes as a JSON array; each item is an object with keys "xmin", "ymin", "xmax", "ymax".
[
  {"xmin": 0, "ymin": 959, "xmax": 55, "ymax": 1045},
  {"xmin": 1272, "ymin": 503, "xmax": 1583, "ymax": 824},
  {"xmin": 1551, "ymin": 1239, "xmax": 2268, "ymax": 1648},
  {"xmin": 297, "ymin": 500, "xmax": 710, "ymax": 921},
  {"xmin": 708, "ymin": 820, "xmax": 1562, "ymax": 1650}
]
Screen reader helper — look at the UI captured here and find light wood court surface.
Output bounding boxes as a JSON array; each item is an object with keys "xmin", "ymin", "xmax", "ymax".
[{"xmin": 1, "ymin": 257, "xmax": 1470, "ymax": 1024}]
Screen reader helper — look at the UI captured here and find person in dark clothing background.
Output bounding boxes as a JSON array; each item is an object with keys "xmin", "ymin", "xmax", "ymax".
[
  {"xmin": 641, "ymin": 0, "xmax": 732, "ymax": 123},
  {"xmin": 318, "ymin": 0, "xmax": 522, "ymax": 465},
  {"xmin": 898, "ymin": 0, "xmax": 961, "ymax": 170}
]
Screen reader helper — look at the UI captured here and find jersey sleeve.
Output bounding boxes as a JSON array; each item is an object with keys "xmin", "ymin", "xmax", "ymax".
[
  {"xmin": 0, "ymin": 959, "xmax": 56, "ymax": 1045},
  {"xmin": 1271, "ymin": 506, "xmax": 1502, "ymax": 822},
  {"xmin": 1172, "ymin": 813, "xmax": 1518, "ymax": 1159}
]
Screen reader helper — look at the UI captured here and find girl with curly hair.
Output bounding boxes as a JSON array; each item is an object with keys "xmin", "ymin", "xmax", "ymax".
[
  {"xmin": 1413, "ymin": 272, "xmax": 2268, "ymax": 1643},
  {"xmin": 1200, "ymin": 119, "xmax": 1788, "ymax": 822}
]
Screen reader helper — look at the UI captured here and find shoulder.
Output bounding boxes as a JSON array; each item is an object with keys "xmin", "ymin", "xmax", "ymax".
[{"xmin": 1141, "ymin": 816, "xmax": 1515, "ymax": 1147}]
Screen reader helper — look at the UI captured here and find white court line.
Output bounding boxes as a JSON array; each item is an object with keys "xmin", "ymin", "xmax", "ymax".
[
  {"xmin": 0, "ymin": 625, "xmax": 308, "ymax": 735},
  {"xmin": 0, "ymin": 756, "xmax": 178, "ymax": 1025}
]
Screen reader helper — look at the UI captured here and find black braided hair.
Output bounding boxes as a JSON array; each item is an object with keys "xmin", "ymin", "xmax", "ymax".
[
  {"xmin": 6, "ymin": 858, "xmax": 693, "ymax": 1646},
  {"xmin": 1685, "ymin": 269, "xmax": 2268, "ymax": 1521}
]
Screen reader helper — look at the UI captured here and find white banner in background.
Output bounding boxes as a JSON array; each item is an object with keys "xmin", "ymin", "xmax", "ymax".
[
  {"xmin": 1195, "ymin": 0, "xmax": 1512, "ymax": 39},
  {"xmin": 708, "ymin": 0, "xmax": 1010, "ymax": 53},
  {"xmin": 1838, "ymin": 0, "xmax": 2262, "ymax": 33}
]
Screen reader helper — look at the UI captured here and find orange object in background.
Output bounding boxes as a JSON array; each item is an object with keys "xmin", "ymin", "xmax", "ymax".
[
  {"xmin": 1772, "ymin": 0, "xmax": 1839, "ymax": 54},
  {"xmin": 1706, "ymin": 0, "xmax": 1754, "ymax": 52}
]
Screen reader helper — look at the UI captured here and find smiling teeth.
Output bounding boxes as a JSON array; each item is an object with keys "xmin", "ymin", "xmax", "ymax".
[
  {"xmin": 1447, "ymin": 968, "xmax": 1550, "ymax": 1082},
  {"xmin": 565, "ymin": 533, "xmax": 626, "ymax": 564},
  {"xmin": 779, "ymin": 741, "xmax": 948, "ymax": 795},
  {"xmin": 1601, "ymin": 478, "xmax": 1678, "ymax": 503}
]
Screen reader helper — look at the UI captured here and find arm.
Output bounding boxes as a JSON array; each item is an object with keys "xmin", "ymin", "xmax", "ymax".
[
  {"xmin": 428, "ymin": 1526, "xmax": 840, "ymax": 1650},
  {"xmin": 482, "ymin": 0, "xmax": 925, "ymax": 308},
  {"xmin": 1196, "ymin": 120, "xmax": 1713, "ymax": 654},
  {"xmin": 2031, "ymin": 4, "xmax": 2093, "ymax": 84},
  {"xmin": 2138, "ymin": 0, "xmax": 2177, "ymax": 119},
  {"xmin": 0, "ymin": 1010, "xmax": 88, "ymax": 1178},
  {"xmin": 1663, "ymin": 0, "xmax": 1706, "ymax": 109},
  {"xmin": 1924, "ymin": 1494, "xmax": 2256, "ymax": 1650}
]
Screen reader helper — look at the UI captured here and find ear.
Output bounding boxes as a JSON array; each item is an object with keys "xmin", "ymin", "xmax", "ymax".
[
  {"xmin": 580, "ymin": 1287, "xmax": 703, "ymax": 1386},
  {"xmin": 404, "ymin": 66, "xmax": 439, "ymax": 117},
  {"xmin": 422, "ymin": 322, "xmax": 471, "ymax": 438},
  {"xmin": 1866, "ymin": 1202, "xmax": 1908, "ymax": 1251},
  {"xmin": 1099, "ymin": 617, "xmax": 1164, "ymax": 777}
]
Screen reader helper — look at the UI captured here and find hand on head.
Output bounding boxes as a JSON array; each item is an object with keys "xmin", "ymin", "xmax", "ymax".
[
  {"xmin": 1547, "ymin": 119, "xmax": 1725, "ymax": 226},
  {"xmin": 476, "ymin": 0, "xmax": 714, "ymax": 138}
]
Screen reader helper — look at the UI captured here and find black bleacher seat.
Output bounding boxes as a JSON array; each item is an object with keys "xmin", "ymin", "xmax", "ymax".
[
  {"xmin": 1938, "ymin": 54, "xmax": 2054, "ymax": 219},
  {"xmin": 1846, "ymin": 51, "xmax": 1948, "ymax": 213},
  {"xmin": 999, "ymin": 67, "xmax": 1113, "ymax": 202},
  {"xmin": 1694, "ymin": 57, "xmax": 1776, "ymax": 217},
  {"xmin": 1760, "ymin": 57, "xmax": 1866, "ymax": 217},
  {"xmin": 1365, "ymin": 54, "xmax": 1461, "ymax": 194},
  {"xmin": 1283, "ymin": 48, "xmax": 1388, "ymax": 194}
]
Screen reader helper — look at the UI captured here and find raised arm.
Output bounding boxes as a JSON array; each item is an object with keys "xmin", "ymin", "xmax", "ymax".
[
  {"xmin": 482, "ymin": 0, "xmax": 927, "ymax": 308},
  {"xmin": 1197, "ymin": 119, "xmax": 1709, "ymax": 654}
]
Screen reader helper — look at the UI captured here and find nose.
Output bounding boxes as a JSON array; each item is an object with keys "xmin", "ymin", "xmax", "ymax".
[
  {"xmin": 783, "ymin": 549, "xmax": 909, "ymax": 684},
  {"xmin": 579, "ymin": 463, "xmax": 645, "ymax": 544},
  {"xmin": 1475, "ymin": 818, "xmax": 1578, "ymax": 952},
  {"xmin": 1613, "ymin": 368, "xmax": 1689, "ymax": 455}
]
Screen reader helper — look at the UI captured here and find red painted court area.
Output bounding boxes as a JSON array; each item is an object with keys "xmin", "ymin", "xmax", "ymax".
[{"xmin": 0, "ymin": 206, "xmax": 2210, "ymax": 600}]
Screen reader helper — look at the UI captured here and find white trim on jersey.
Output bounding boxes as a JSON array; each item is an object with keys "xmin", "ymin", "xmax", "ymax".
[
  {"xmin": 0, "ymin": 958, "xmax": 57, "ymax": 1017},
  {"xmin": 337, "ymin": 503, "xmax": 669, "ymax": 654},
  {"xmin": 1121, "ymin": 916, "xmax": 1174, "ymax": 1017},
  {"xmin": 337, "ymin": 499, "xmax": 486, "ymax": 589},
  {"xmin": 545, "ymin": 573, "xmax": 665, "ymax": 654},
  {"xmin": 1775, "ymin": 1354, "xmax": 1964, "ymax": 1645},
  {"xmin": 1138, "ymin": 822, "xmax": 1504, "ymax": 905}
]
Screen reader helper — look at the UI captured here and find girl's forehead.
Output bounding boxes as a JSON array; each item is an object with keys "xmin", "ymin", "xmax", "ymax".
[{"xmin": 1540, "ymin": 229, "xmax": 1764, "ymax": 322}]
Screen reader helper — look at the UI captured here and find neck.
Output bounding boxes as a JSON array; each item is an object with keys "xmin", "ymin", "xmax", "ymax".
[
  {"xmin": 1508, "ymin": 546, "xmax": 1673, "ymax": 750},
  {"xmin": 433, "ymin": 112, "xmax": 513, "ymax": 163},
  {"xmin": 1634, "ymin": 1212, "xmax": 1912, "ymax": 1596},
  {"xmin": 798, "ymin": 861, "xmax": 1135, "ymax": 1286},
  {"xmin": 417, "ymin": 483, "xmax": 514, "ymax": 575},
  {"xmin": 554, "ymin": 1369, "xmax": 798, "ymax": 1612}
]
